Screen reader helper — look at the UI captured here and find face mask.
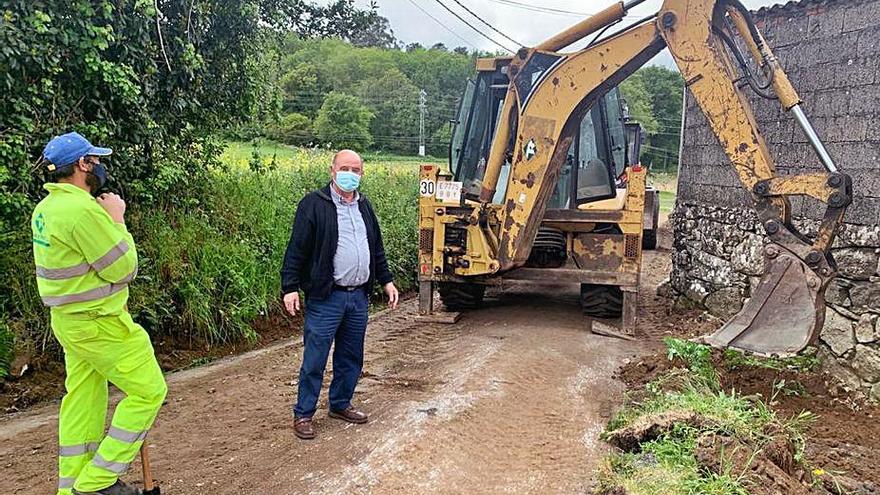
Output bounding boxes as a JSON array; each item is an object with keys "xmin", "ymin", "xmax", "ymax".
[
  {"xmin": 87, "ymin": 163, "xmax": 108, "ymax": 196},
  {"xmin": 335, "ymin": 171, "xmax": 361, "ymax": 192}
]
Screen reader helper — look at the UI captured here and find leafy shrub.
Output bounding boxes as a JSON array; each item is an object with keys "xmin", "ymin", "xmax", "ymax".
[
  {"xmin": 267, "ymin": 113, "xmax": 314, "ymax": 145},
  {"xmin": 0, "ymin": 320, "xmax": 13, "ymax": 378},
  {"xmin": 313, "ymin": 92, "xmax": 374, "ymax": 149}
]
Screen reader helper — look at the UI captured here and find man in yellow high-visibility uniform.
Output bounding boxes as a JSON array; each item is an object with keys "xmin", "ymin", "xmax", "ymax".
[{"xmin": 32, "ymin": 132, "xmax": 167, "ymax": 495}]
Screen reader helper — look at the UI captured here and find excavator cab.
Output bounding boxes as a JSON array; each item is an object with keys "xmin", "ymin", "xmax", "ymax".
[
  {"xmin": 427, "ymin": 63, "xmax": 650, "ymax": 333},
  {"xmin": 449, "ymin": 67, "xmax": 628, "ymax": 209},
  {"xmin": 418, "ymin": 0, "xmax": 853, "ymax": 357}
]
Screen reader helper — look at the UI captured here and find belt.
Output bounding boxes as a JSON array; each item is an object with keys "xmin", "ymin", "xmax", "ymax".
[{"xmin": 333, "ymin": 284, "xmax": 365, "ymax": 292}]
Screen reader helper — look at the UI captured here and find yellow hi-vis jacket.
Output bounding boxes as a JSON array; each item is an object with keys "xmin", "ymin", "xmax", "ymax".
[{"xmin": 31, "ymin": 183, "xmax": 138, "ymax": 316}]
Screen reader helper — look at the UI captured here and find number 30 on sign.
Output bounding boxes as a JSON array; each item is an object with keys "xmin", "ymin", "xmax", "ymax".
[{"xmin": 419, "ymin": 179, "xmax": 435, "ymax": 197}]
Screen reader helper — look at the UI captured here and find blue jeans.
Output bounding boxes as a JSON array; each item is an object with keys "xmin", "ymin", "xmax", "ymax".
[{"xmin": 294, "ymin": 288, "xmax": 369, "ymax": 418}]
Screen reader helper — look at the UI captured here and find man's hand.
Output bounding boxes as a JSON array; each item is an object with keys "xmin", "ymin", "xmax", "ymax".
[
  {"xmin": 384, "ymin": 282, "xmax": 399, "ymax": 310},
  {"xmin": 97, "ymin": 193, "xmax": 126, "ymax": 224},
  {"xmin": 284, "ymin": 292, "xmax": 301, "ymax": 317}
]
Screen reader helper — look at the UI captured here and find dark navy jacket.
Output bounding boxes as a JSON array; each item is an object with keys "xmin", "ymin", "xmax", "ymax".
[{"xmin": 280, "ymin": 184, "xmax": 393, "ymax": 300}]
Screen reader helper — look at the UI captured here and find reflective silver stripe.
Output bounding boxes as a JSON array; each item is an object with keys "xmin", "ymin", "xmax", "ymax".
[
  {"xmin": 91, "ymin": 240, "xmax": 130, "ymax": 272},
  {"xmin": 119, "ymin": 266, "xmax": 138, "ymax": 284},
  {"xmin": 91, "ymin": 453, "xmax": 130, "ymax": 474},
  {"xmin": 36, "ymin": 263, "xmax": 91, "ymax": 280},
  {"xmin": 58, "ymin": 477, "xmax": 76, "ymax": 489},
  {"xmin": 40, "ymin": 267, "xmax": 137, "ymax": 307},
  {"xmin": 59, "ymin": 442, "xmax": 99, "ymax": 456},
  {"xmin": 36, "ymin": 240, "xmax": 129, "ymax": 281},
  {"xmin": 107, "ymin": 425, "xmax": 148, "ymax": 444}
]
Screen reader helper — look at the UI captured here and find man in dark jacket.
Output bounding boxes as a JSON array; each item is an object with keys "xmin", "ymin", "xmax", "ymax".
[{"xmin": 281, "ymin": 149, "xmax": 399, "ymax": 440}]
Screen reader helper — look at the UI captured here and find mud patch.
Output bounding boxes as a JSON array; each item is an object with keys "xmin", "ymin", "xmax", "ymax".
[
  {"xmin": 717, "ymin": 361, "xmax": 880, "ymax": 488},
  {"xmin": 616, "ymin": 352, "xmax": 880, "ymax": 489},
  {"xmin": 604, "ymin": 410, "xmax": 703, "ymax": 452},
  {"xmin": 695, "ymin": 433, "xmax": 812, "ymax": 495},
  {"xmin": 0, "ymin": 354, "xmax": 65, "ymax": 413}
]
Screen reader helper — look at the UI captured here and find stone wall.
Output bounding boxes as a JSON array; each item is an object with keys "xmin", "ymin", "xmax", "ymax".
[{"xmin": 672, "ymin": 0, "xmax": 880, "ymax": 398}]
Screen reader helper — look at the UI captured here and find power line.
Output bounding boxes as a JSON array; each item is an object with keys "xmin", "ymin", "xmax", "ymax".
[
  {"xmin": 484, "ymin": 0, "xmax": 639, "ymax": 20},
  {"xmin": 431, "ymin": 0, "xmax": 517, "ymax": 53},
  {"xmin": 403, "ymin": 0, "xmax": 478, "ymax": 50},
  {"xmin": 487, "ymin": 0, "xmax": 591, "ymax": 16},
  {"xmin": 448, "ymin": 0, "xmax": 523, "ymax": 48}
]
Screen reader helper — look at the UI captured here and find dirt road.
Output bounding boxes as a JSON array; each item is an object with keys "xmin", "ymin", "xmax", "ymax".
[{"xmin": 1, "ymin": 240, "xmax": 674, "ymax": 494}]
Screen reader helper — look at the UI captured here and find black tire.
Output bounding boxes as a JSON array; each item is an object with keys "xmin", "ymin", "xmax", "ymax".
[
  {"xmin": 580, "ymin": 284, "xmax": 623, "ymax": 318},
  {"xmin": 642, "ymin": 228, "xmax": 658, "ymax": 250},
  {"xmin": 438, "ymin": 282, "xmax": 486, "ymax": 311}
]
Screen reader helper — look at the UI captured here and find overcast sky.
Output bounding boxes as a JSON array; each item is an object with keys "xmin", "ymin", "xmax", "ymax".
[{"xmin": 332, "ymin": 0, "xmax": 781, "ymax": 67}]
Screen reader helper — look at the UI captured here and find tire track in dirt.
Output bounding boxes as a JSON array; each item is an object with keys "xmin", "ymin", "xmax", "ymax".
[{"xmin": 297, "ymin": 296, "xmax": 644, "ymax": 495}]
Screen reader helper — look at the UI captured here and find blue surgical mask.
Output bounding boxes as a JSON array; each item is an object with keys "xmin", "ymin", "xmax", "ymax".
[{"xmin": 335, "ymin": 171, "xmax": 361, "ymax": 192}]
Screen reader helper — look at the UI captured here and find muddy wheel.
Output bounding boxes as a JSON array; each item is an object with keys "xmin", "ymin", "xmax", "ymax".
[
  {"xmin": 580, "ymin": 284, "xmax": 623, "ymax": 318},
  {"xmin": 438, "ymin": 282, "xmax": 486, "ymax": 311}
]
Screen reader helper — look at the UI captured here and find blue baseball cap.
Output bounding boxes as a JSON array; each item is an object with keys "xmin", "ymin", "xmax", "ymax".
[{"xmin": 42, "ymin": 132, "xmax": 112, "ymax": 171}]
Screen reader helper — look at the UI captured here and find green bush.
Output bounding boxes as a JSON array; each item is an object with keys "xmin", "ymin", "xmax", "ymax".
[
  {"xmin": 0, "ymin": 320, "xmax": 13, "ymax": 378},
  {"xmin": 313, "ymin": 92, "xmax": 374, "ymax": 149},
  {"xmin": 267, "ymin": 113, "xmax": 314, "ymax": 145}
]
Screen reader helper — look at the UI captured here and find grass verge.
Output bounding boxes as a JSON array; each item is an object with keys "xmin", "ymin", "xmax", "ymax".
[{"xmin": 596, "ymin": 338, "xmax": 818, "ymax": 495}]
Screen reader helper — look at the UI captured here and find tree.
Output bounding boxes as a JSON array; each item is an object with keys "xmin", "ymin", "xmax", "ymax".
[
  {"xmin": 349, "ymin": 14, "xmax": 396, "ymax": 48},
  {"xmin": 0, "ymin": 0, "xmax": 311, "ymax": 227},
  {"xmin": 298, "ymin": 0, "xmax": 390, "ymax": 43},
  {"xmin": 280, "ymin": 62, "xmax": 328, "ymax": 117},
  {"xmin": 453, "ymin": 46, "xmax": 469, "ymax": 55},
  {"xmin": 267, "ymin": 112, "xmax": 314, "ymax": 145},
  {"xmin": 620, "ymin": 66, "xmax": 683, "ymax": 169},
  {"xmin": 313, "ymin": 92, "xmax": 374, "ymax": 149},
  {"xmin": 274, "ymin": 36, "xmax": 474, "ymax": 154},
  {"xmin": 638, "ymin": 66, "xmax": 684, "ymax": 170},
  {"xmin": 354, "ymin": 69, "xmax": 420, "ymax": 154},
  {"xmin": 619, "ymin": 75, "xmax": 659, "ymax": 135},
  {"xmin": 429, "ymin": 122, "xmax": 453, "ymax": 157}
]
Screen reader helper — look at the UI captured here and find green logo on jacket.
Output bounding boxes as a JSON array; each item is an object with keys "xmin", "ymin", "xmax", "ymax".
[{"xmin": 33, "ymin": 213, "xmax": 50, "ymax": 247}]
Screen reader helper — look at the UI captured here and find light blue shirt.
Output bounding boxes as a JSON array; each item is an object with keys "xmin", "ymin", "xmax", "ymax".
[{"xmin": 331, "ymin": 187, "xmax": 370, "ymax": 287}]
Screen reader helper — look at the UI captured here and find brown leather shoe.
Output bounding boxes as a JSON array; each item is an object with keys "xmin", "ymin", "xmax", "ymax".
[
  {"xmin": 328, "ymin": 406, "xmax": 369, "ymax": 424},
  {"xmin": 294, "ymin": 417, "xmax": 316, "ymax": 439}
]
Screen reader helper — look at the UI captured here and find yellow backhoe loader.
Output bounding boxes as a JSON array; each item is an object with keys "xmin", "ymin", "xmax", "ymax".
[{"xmin": 416, "ymin": 0, "xmax": 853, "ymax": 357}]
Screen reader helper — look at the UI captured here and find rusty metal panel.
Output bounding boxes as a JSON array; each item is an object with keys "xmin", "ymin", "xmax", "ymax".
[{"xmin": 572, "ymin": 233, "xmax": 624, "ymax": 271}]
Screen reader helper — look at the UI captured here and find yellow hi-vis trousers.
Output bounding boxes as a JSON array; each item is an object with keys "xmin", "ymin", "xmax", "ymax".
[{"xmin": 52, "ymin": 311, "xmax": 167, "ymax": 495}]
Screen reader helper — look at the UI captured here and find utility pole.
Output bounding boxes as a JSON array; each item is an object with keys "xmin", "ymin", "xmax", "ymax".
[{"xmin": 419, "ymin": 89, "xmax": 427, "ymax": 157}]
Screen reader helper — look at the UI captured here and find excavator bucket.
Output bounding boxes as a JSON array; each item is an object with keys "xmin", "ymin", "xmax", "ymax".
[{"xmin": 701, "ymin": 248, "xmax": 827, "ymax": 358}]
